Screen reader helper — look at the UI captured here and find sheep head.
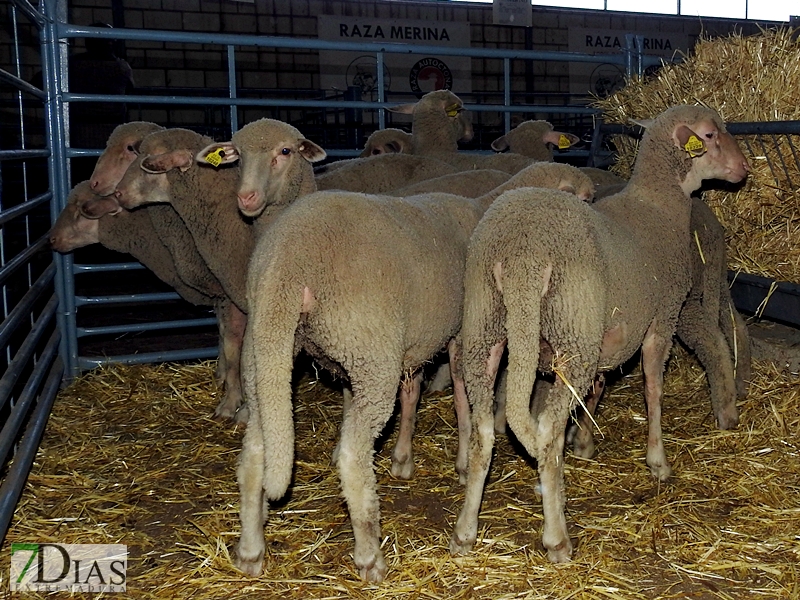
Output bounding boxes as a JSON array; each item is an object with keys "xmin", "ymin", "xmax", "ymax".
[
  {"xmin": 49, "ymin": 181, "xmax": 103, "ymax": 252},
  {"xmin": 359, "ymin": 128, "xmax": 413, "ymax": 157},
  {"xmin": 114, "ymin": 128, "xmax": 212, "ymax": 209},
  {"xmin": 90, "ymin": 122, "xmax": 165, "ymax": 196},
  {"xmin": 389, "ymin": 90, "xmax": 473, "ymax": 153},
  {"xmin": 196, "ymin": 118, "xmax": 326, "ymax": 218},
  {"xmin": 490, "ymin": 120, "xmax": 580, "ymax": 161},
  {"xmin": 631, "ymin": 105, "xmax": 749, "ymax": 195}
]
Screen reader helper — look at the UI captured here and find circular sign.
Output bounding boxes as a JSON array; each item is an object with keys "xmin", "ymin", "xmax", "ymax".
[{"xmin": 409, "ymin": 57, "xmax": 453, "ymax": 98}]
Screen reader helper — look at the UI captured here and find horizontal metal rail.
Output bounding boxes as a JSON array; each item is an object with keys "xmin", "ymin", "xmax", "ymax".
[
  {"xmin": 73, "ymin": 262, "xmax": 146, "ymax": 273},
  {"xmin": 77, "ymin": 317, "xmax": 217, "ymax": 338},
  {"xmin": 74, "ymin": 292, "xmax": 183, "ymax": 306},
  {"xmin": 0, "ymin": 295, "xmax": 58, "ymax": 414},
  {"xmin": 78, "ymin": 347, "xmax": 218, "ymax": 370},
  {"xmin": 0, "ymin": 330, "xmax": 61, "ymax": 467},
  {"xmin": 0, "ymin": 67, "xmax": 45, "ymax": 100},
  {"xmin": 0, "ymin": 236, "xmax": 50, "ymax": 288},
  {"xmin": 0, "ymin": 265, "xmax": 55, "ymax": 351},
  {"xmin": 0, "ymin": 356, "xmax": 63, "ymax": 545},
  {"xmin": 0, "ymin": 192, "xmax": 52, "ymax": 227},
  {"xmin": 0, "ymin": 149, "xmax": 50, "ymax": 161}
]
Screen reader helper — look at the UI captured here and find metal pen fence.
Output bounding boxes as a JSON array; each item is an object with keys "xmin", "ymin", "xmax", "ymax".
[
  {"xmin": 0, "ymin": 0, "xmax": 65, "ymax": 543},
  {"xmin": 0, "ymin": 0, "xmax": 664, "ymax": 542}
]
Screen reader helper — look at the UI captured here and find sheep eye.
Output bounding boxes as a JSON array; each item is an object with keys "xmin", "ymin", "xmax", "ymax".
[
  {"xmin": 126, "ymin": 144, "xmax": 136, "ymax": 152},
  {"xmin": 281, "ymin": 147, "xmax": 291, "ymax": 155}
]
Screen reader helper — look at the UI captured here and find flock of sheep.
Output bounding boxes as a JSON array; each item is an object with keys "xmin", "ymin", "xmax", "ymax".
[{"xmin": 49, "ymin": 91, "xmax": 751, "ymax": 583}]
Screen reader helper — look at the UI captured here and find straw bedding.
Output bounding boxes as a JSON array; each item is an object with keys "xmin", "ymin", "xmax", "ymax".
[
  {"xmin": 593, "ymin": 27, "xmax": 800, "ymax": 283},
  {"xmin": 2, "ymin": 350, "xmax": 798, "ymax": 599}
]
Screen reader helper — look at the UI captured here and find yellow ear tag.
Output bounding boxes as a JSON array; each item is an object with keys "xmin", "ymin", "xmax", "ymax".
[
  {"xmin": 558, "ymin": 134, "xmax": 571, "ymax": 150},
  {"xmin": 445, "ymin": 103, "xmax": 461, "ymax": 118},
  {"xmin": 683, "ymin": 135, "xmax": 705, "ymax": 157},
  {"xmin": 204, "ymin": 149, "xmax": 224, "ymax": 167}
]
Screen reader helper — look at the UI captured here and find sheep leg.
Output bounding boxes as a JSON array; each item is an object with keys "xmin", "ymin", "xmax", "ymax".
[
  {"xmin": 677, "ymin": 301, "xmax": 738, "ymax": 429},
  {"xmin": 641, "ymin": 327, "xmax": 673, "ymax": 482},
  {"xmin": 330, "ymin": 384, "xmax": 353, "ymax": 466},
  {"xmin": 448, "ymin": 338, "xmax": 471, "ymax": 484},
  {"xmin": 213, "ymin": 300, "xmax": 248, "ymax": 421},
  {"xmin": 450, "ymin": 339, "xmax": 505, "ymax": 555},
  {"xmin": 234, "ymin": 386, "xmax": 267, "ymax": 576},
  {"xmin": 532, "ymin": 377, "xmax": 575, "ymax": 563},
  {"xmin": 569, "ymin": 374, "xmax": 605, "ymax": 459},
  {"xmin": 493, "ymin": 367, "xmax": 509, "ymax": 434},
  {"xmin": 391, "ymin": 372, "xmax": 422, "ymax": 480},
  {"xmin": 337, "ymin": 375, "xmax": 398, "ymax": 583}
]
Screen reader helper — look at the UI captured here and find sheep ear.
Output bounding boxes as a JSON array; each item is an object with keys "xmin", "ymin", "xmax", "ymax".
[
  {"xmin": 79, "ymin": 196, "xmax": 122, "ymax": 219},
  {"xmin": 544, "ymin": 130, "xmax": 580, "ymax": 150},
  {"xmin": 388, "ymin": 103, "xmax": 416, "ymax": 115},
  {"xmin": 141, "ymin": 150, "xmax": 194, "ymax": 174},
  {"xmin": 557, "ymin": 182, "xmax": 577, "ymax": 195},
  {"xmin": 196, "ymin": 142, "xmax": 239, "ymax": 167},
  {"xmin": 491, "ymin": 135, "xmax": 510, "ymax": 152},
  {"xmin": 674, "ymin": 125, "xmax": 707, "ymax": 157},
  {"xmin": 298, "ymin": 139, "xmax": 327, "ymax": 163}
]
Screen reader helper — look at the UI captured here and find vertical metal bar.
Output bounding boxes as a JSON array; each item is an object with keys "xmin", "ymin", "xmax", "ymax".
[
  {"xmin": 504, "ymin": 57, "xmax": 511, "ymax": 133},
  {"xmin": 227, "ymin": 45, "xmax": 238, "ymax": 134},
  {"xmin": 42, "ymin": 0, "xmax": 78, "ymax": 379},
  {"xmin": 624, "ymin": 34, "xmax": 635, "ymax": 79},
  {"xmin": 377, "ymin": 51, "xmax": 385, "ymax": 130}
]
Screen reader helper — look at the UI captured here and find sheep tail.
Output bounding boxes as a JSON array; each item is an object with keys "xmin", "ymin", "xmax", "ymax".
[
  {"xmin": 250, "ymin": 278, "xmax": 305, "ymax": 501},
  {"xmin": 501, "ymin": 262, "xmax": 549, "ymax": 459}
]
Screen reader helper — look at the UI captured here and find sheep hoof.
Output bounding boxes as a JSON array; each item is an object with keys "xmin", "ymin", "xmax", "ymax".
[
  {"xmin": 233, "ymin": 546, "xmax": 264, "ymax": 577},
  {"xmin": 715, "ymin": 404, "xmax": 739, "ymax": 430},
  {"xmin": 390, "ymin": 455, "xmax": 414, "ymax": 480},
  {"xmin": 571, "ymin": 431, "xmax": 596, "ymax": 459},
  {"xmin": 648, "ymin": 462, "xmax": 672, "ymax": 482},
  {"xmin": 232, "ymin": 403, "xmax": 249, "ymax": 425},
  {"xmin": 214, "ymin": 392, "xmax": 242, "ymax": 421},
  {"xmin": 449, "ymin": 533, "xmax": 475, "ymax": 556},
  {"xmin": 545, "ymin": 539, "xmax": 573, "ymax": 563},
  {"xmin": 357, "ymin": 554, "xmax": 387, "ymax": 583}
]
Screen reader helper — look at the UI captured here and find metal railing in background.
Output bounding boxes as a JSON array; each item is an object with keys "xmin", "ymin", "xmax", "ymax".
[{"xmin": 0, "ymin": 0, "xmax": 64, "ymax": 543}]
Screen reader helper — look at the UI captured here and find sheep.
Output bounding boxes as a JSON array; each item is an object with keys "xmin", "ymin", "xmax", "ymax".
[
  {"xmin": 89, "ymin": 121, "xmax": 165, "ymax": 196},
  {"xmin": 49, "ymin": 182, "xmax": 247, "ymax": 420},
  {"xmin": 231, "ymin": 158, "xmax": 594, "ymax": 582},
  {"xmin": 449, "ymin": 105, "xmax": 749, "ymax": 565},
  {"xmin": 490, "ymin": 119, "xmax": 580, "ymax": 162}
]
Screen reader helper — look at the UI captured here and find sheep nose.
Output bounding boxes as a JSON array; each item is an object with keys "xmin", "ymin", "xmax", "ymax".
[
  {"xmin": 90, "ymin": 179, "xmax": 99, "ymax": 190},
  {"xmin": 237, "ymin": 190, "xmax": 259, "ymax": 209},
  {"xmin": 113, "ymin": 189, "xmax": 122, "ymax": 199}
]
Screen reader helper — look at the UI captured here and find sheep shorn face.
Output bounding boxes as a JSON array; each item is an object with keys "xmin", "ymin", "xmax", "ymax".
[
  {"xmin": 196, "ymin": 119, "xmax": 326, "ymax": 218},
  {"xmin": 50, "ymin": 181, "xmax": 103, "ymax": 252},
  {"xmin": 89, "ymin": 122, "xmax": 165, "ymax": 196}
]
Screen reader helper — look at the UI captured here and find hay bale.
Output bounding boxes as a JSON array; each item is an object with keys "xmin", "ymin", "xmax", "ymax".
[{"xmin": 593, "ymin": 27, "xmax": 800, "ymax": 282}]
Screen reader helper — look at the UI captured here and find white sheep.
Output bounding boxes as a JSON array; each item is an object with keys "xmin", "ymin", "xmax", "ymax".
[{"xmin": 449, "ymin": 105, "xmax": 749, "ymax": 564}]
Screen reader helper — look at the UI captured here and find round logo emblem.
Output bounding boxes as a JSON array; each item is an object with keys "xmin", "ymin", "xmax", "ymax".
[{"xmin": 409, "ymin": 57, "xmax": 453, "ymax": 98}]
